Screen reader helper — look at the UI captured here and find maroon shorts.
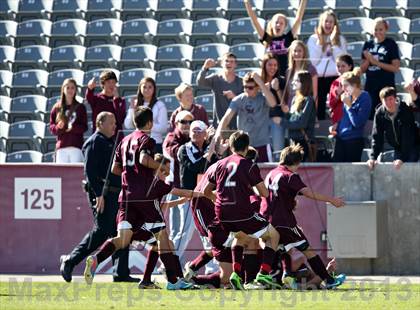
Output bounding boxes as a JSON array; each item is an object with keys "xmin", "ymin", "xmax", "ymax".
[
  {"xmin": 275, "ymin": 225, "xmax": 309, "ymax": 252},
  {"xmin": 221, "ymin": 213, "xmax": 269, "ymax": 238}
]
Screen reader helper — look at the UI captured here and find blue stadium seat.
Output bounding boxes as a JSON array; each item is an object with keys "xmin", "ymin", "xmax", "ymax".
[
  {"xmin": 51, "ymin": 0, "xmax": 88, "ymax": 21},
  {"xmin": 229, "ymin": 43, "xmax": 265, "ymax": 68},
  {"xmin": 368, "ymin": 0, "xmax": 407, "ymax": 18},
  {"xmin": 395, "ymin": 68, "xmax": 414, "ymax": 92},
  {"xmin": 84, "ymin": 44, "xmax": 122, "ymax": 71},
  {"xmin": 335, "ymin": 0, "xmax": 370, "ymax": 19},
  {"xmin": 49, "ymin": 45, "xmax": 86, "ymax": 71},
  {"xmin": 7, "ymin": 120, "xmax": 45, "ymax": 152},
  {"xmin": 50, "ymin": 19, "xmax": 87, "ymax": 47},
  {"xmin": 6, "ymin": 150, "xmax": 43, "ymax": 163},
  {"xmin": 299, "ymin": 17, "xmax": 319, "ymax": 42},
  {"xmin": 397, "ymin": 41, "xmax": 413, "ymax": 68},
  {"xmin": 378, "ymin": 150, "xmax": 395, "ymax": 163},
  {"xmin": 155, "ymin": 68, "xmax": 193, "ymax": 97},
  {"xmin": 190, "ymin": 0, "xmax": 228, "ymax": 20},
  {"xmin": 155, "ymin": 0, "xmax": 192, "ymax": 21},
  {"xmin": 383, "ymin": 17, "xmax": 410, "ymax": 42},
  {"xmin": 0, "ymin": 151, "xmax": 5, "ymax": 163},
  {"xmin": 43, "ymin": 125, "xmax": 56, "ymax": 153},
  {"xmin": 119, "ymin": 68, "xmax": 156, "ymax": 97},
  {"xmin": 43, "ymin": 151, "xmax": 55, "ymax": 163},
  {"xmin": 195, "ymin": 93, "xmax": 214, "ymax": 113},
  {"xmin": 192, "ymin": 43, "xmax": 230, "ymax": 70},
  {"xmin": 346, "ymin": 41, "xmax": 365, "ymax": 64},
  {"xmin": 12, "ymin": 69, "xmax": 49, "ymax": 97},
  {"xmin": 235, "ymin": 67, "xmax": 260, "ymax": 78},
  {"xmin": 86, "ymin": 0, "xmax": 122, "ymax": 21},
  {"xmin": 158, "ymin": 94, "xmax": 179, "ymax": 114},
  {"xmin": 121, "ymin": 0, "xmax": 157, "ymax": 20},
  {"xmin": 410, "ymin": 18, "xmax": 420, "ymax": 44},
  {"xmin": 156, "ymin": 44, "xmax": 193, "ymax": 70},
  {"xmin": 0, "ymin": 121, "xmax": 9, "ymax": 151},
  {"xmin": 191, "ymin": 18, "xmax": 229, "ymax": 46},
  {"xmin": 85, "ymin": 18, "xmax": 122, "ymax": 46},
  {"xmin": 17, "ymin": 0, "xmax": 53, "ymax": 22},
  {"xmin": 14, "ymin": 45, "xmax": 51, "ymax": 72},
  {"xmin": 261, "ymin": 0, "xmax": 294, "ymax": 20},
  {"xmin": 228, "ymin": 17, "xmax": 265, "ymax": 45},
  {"xmin": 339, "ymin": 17, "xmax": 373, "ymax": 43},
  {"xmin": 47, "ymin": 69, "xmax": 84, "ymax": 97},
  {"xmin": 0, "ymin": 21, "xmax": 18, "ymax": 46},
  {"xmin": 397, "ymin": 92, "xmax": 412, "ymax": 104},
  {"xmin": 225, "ymin": 0, "xmax": 263, "ymax": 20},
  {"xmin": 120, "ymin": 44, "xmax": 157, "ymax": 70},
  {"xmin": 10, "ymin": 95, "xmax": 47, "ymax": 123},
  {"xmin": 0, "ymin": 96, "xmax": 11, "ymax": 122},
  {"xmin": 120, "ymin": 18, "xmax": 158, "ymax": 46},
  {"xmin": 0, "ymin": 70, "xmax": 13, "ymax": 97},
  {"xmin": 412, "ymin": 43, "xmax": 420, "ymax": 70},
  {"xmin": 0, "ymin": 0, "xmax": 19, "ymax": 21},
  {"xmin": 155, "ymin": 19, "xmax": 193, "ymax": 46},
  {"xmin": 290, "ymin": 0, "xmax": 335, "ymax": 20},
  {"xmin": 16, "ymin": 19, "xmax": 52, "ymax": 47},
  {"xmin": 0, "ymin": 46, "xmax": 15, "ymax": 71},
  {"xmin": 407, "ymin": 0, "xmax": 420, "ymax": 19}
]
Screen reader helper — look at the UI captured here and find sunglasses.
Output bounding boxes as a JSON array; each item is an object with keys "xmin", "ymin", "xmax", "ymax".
[
  {"xmin": 244, "ymin": 85, "xmax": 256, "ymax": 90},
  {"xmin": 179, "ymin": 120, "xmax": 193, "ymax": 125}
]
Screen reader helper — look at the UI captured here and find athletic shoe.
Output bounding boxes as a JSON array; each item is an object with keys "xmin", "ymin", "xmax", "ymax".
[
  {"xmin": 84, "ymin": 255, "xmax": 97, "ymax": 285},
  {"xmin": 244, "ymin": 281, "xmax": 266, "ymax": 290},
  {"xmin": 183, "ymin": 261, "xmax": 197, "ymax": 281},
  {"xmin": 60, "ymin": 255, "xmax": 73, "ymax": 283},
  {"xmin": 282, "ymin": 274, "xmax": 298, "ymax": 290},
  {"xmin": 166, "ymin": 278, "xmax": 194, "ymax": 290},
  {"xmin": 325, "ymin": 274, "xmax": 346, "ymax": 289},
  {"xmin": 229, "ymin": 272, "xmax": 244, "ymax": 290},
  {"xmin": 138, "ymin": 280, "xmax": 161, "ymax": 289},
  {"xmin": 256, "ymin": 272, "xmax": 282, "ymax": 289}
]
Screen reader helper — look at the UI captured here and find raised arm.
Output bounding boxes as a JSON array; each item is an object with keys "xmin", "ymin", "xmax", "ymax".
[
  {"xmin": 291, "ymin": 0, "xmax": 307, "ymax": 36},
  {"xmin": 253, "ymin": 72, "xmax": 276, "ymax": 108},
  {"xmin": 244, "ymin": 0, "xmax": 265, "ymax": 39},
  {"xmin": 215, "ymin": 108, "xmax": 236, "ymax": 142}
]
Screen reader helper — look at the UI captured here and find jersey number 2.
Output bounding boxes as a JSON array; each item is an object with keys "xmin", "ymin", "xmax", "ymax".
[{"xmin": 224, "ymin": 162, "xmax": 238, "ymax": 187}]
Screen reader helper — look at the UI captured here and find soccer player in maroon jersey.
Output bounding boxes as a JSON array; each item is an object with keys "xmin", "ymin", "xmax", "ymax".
[
  {"xmin": 203, "ymin": 131, "xmax": 281, "ymax": 290},
  {"xmin": 83, "ymin": 107, "xmax": 200, "ymax": 290},
  {"xmin": 262, "ymin": 144, "xmax": 346, "ymax": 289}
]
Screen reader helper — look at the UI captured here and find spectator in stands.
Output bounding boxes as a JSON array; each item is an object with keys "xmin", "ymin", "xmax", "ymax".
[
  {"xmin": 196, "ymin": 52, "xmax": 243, "ymax": 129},
  {"xmin": 260, "ymin": 53, "xmax": 287, "ymax": 160},
  {"xmin": 361, "ymin": 17, "xmax": 401, "ymax": 120},
  {"xmin": 245, "ymin": 0, "xmax": 307, "ymax": 76},
  {"xmin": 85, "ymin": 70, "xmax": 126, "ymax": 137},
  {"xmin": 124, "ymin": 77, "xmax": 168, "ymax": 153},
  {"xmin": 307, "ymin": 10, "xmax": 347, "ymax": 120},
  {"xmin": 367, "ymin": 87, "xmax": 419, "ymax": 170},
  {"xmin": 333, "ymin": 68, "xmax": 371, "ymax": 162},
  {"xmin": 169, "ymin": 83, "xmax": 208, "ymax": 131},
  {"xmin": 405, "ymin": 78, "xmax": 420, "ymax": 108},
  {"xmin": 50, "ymin": 78, "xmax": 88, "ymax": 163},
  {"xmin": 281, "ymin": 71, "xmax": 316, "ymax": 162},
  {"xmin": 328, "ymin": 54, "xmax": 355, "ymax": 136},
  {"xmin": 215, "ymin": 72, "xmax": 277, "ymax": 162}
]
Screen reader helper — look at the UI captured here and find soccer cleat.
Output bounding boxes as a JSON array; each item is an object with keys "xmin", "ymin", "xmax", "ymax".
[
  {"xmin": 244, "ymin": 280, "xmax": 266, "ymax": 290},
  {"xmin": 166, "ymin": 278, "xmax": 194, "ymax": 290},
  {"xmin": 256, "ymin": 272, "xmax": 282, "ymax": 289},
  {"xmin": 325, "ymin": 274, "xmax": 346, "ymax": 289},
  {"xmin": 183, "ymin": 261, "xmax": 197, "ymax": 281},
  {"xmin": 229, "ymin": 272, "xmax": 244, "ymax": 290},
  {"xmin": 60, "ymin": 255, "xmax": 73, "ymax": 283},
  {"xmin": 282, "ymin": 274, "xmax": 298, "ymax": 290},
  {"xmin": 138, "ymin": 280, "xmax": 161, "ymax": 289},
  {"xmin": 84, "ymin": 255, "xmax": 97, "ymax": 285}
]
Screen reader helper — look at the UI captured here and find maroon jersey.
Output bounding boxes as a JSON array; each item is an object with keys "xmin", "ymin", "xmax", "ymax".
[
  {"xmin": 115, "ymin": 130, "xmax": 156, "ymax": 203},
  {"xmin": 208, "ymin": 154, "xmax": 263, "ymax": 221},
  {"xmin": 263, "ymin": 165, "xmax": 307, "ymax": 227},
  {"xmin": 191, "ymin": 163, "xmax": 217, "ymax": 236}
]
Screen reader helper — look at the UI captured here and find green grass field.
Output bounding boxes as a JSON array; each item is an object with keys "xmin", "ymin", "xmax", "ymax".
[{"xmin": 1, "ymin": 280, "xmax": 419, "ymax": 310}]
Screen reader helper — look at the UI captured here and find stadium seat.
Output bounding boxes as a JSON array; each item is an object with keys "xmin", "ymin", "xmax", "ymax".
[
  {"xmin": 190, "ymin": 0, "xmax": 228, "ymax": 20},
  {"xmin": 158, "ymin": 94, "xmax": 179, "ymax": 114},
  {"xmin": 7, "ymin": 120, "xmax": 45, "ymax": 152},
  {"xmin": 86, "ymin": 0, "xmax": 122, "ymax": 21},
  {"xmin": 43, "ymin": 125, "xmax": 56, "ymax": 153},
  {"xmin": 225, "ymin": 0, "xmax": 263, "ymax": 20},
  {"xmin": 50, "ymin": 19, "xmax": 87, "ymax": 47},
  {"xmin": 51, "ymin": 0, "xmax": 88, "ymax": 21},
  {"xmin": 0, "ymin": 151, "xmax": 5, "ymax": 163},
  {"xmin": 156, "ymin": 44, "xmax": 193, "ymax": 71},
  {"xmin": 397, "ymin": 92, "xmax": 412, "ymax": 104},
  {"xmin": 120, "ymin": 44, "xmax": 157, "ymax": 71},
  {"xmin": 383, "ymin": 17, "xmax": 410, "ymax": 42},
  {"xmin": 83, "ymin": 68, "xmax": 120, "ymax": 92},
  {"xmin": 0, "ymin": 121, "xmax": 9, "ymax": 151},
  {"xmin": 395, "ymin": 68, "xmax": 414, "ymax": 92},
  {"xmin": 121, "ymin": 0, "xmax": 157, "ymax": 20},
  {"xmin": 47, "ymin": 69, "xmax": 84, "ymax": 97},
  {"xmin": 49, "ymin": 45, "xmax": 86, "ymax": 71},
  {"xmin": 155, "ymin": 0, "xmax": 192, "ymax": 21},
  {"xmin": 367, "ymin": 0, "xmax": 407, "ymax": 18},
  {"xmin": 346, "ymin": 41, "xmax": 365, "ymax": 64},
  {"xmin": 192, "ymin": 43, "xmax": 230, "ymax": 70},
  {"xmin": 155, "ymin": 68, "xmax": 193, "ymax": 97},
  {"xmin": 299, "ymin": 17, "xmax": 319, "ymax": 42},
  {"xmin": 0, "ymin": 46, "xmax": 15, "ymax": 71},
  {"xmin": 228, "ymin": 17, "xmax": 265, "ymax": 45},
  {"xmin": 363, "ymin": 119, "xmax": 373, "ymax": 147},
  {"xmin": 11, "ymin": 69, "xmax": 48, "ymax": 97},
  {"xmin": 195, "ymin": 94, "xmax": 214, "ymax": 113},
  {"xmin": 0, "ymin": 96, "xmax": 11, "ymax": 122},
  {"xmin": 412, "ymin": 43, "xmax": 420, "ymax": 70},
  {"xmin": 17, "ymin": 0, "xmax": 53, "ymax": 22},
  {"xmin": 43, "ymin": 151, "xmax": 55, "ymax": 163},
  {"xmin": 155, "ymin": 19, "xmax": 193, "ymax": 46},
  {"xmin": 407, "ymin": 0, "xmax": 420, "ymax": 19},
  {"xmin": 229, "ymin": 43, "xmax": 265, "ymax": 68},
  {"xmin": 84, "ymin": 44, "xmax": 122, "ymax": 71},
  {"xmin": 0, "ymin": 70, "xmax": 13, "ymax": 96},
  {"xmin": 85, "ymin": 18, "xmax": 122, "ymax": 46},
  {"xmin": 0, "ymin": 21, "xmax": 18, "ymax": 46},
  {"xmin": 378, "ymin": 150, "xmax": 395, "ymax": 163},
  {"xmin": 9, "ymin": 95, "xmax": 47, "ymax": 123},
  {"xmin": 361, "ymin": 148, "xmax": 372, "ymax": 162},
  {"xmin": 261, "ymin": 0, "xmax": 294, "ymax": 20},
  {"xmin": 396, "ymin": 41, "xmax": 413, "ymax": 68},
  {"xmin": 339, "ymin": 17, "xmax": 373, "ymax": 43},
  {"xmin": 120, "ymin": 18, "xmax": 158, "ymax": 46},
  {"xmin": 6, "ymin": 150, "xmax": 43, "ymax": 163},
  {"xmin": 191, "ymin": 18, "xmax": 229, "ymax": 46},
  {"xmin": 410, "ymin": 18, "xmax": 420, "ymax": 44},
  {"xmin": 0, "ymin": 0, "xmax": 19, "ymax": 21},
  {"xmin": 334, "ymin": 0, "xmax": 370, "ymax": 19},
  {"xmin": 291, "ymin": 0, "xmax": 335, "ymax": 20},
  {"xmin": 14, "ymin": 45, "xmax": 51, "ymax": 72},
  {"xmin": 235, "ymin": 67, "xmax": 261, "ymax": 78},
  {"xmin": 16, "ymin": 19, "xmax": 52, "ymax": 47},
  {"xmin": 119, "ymin": 68, "xmax": 156, "ymax": 97}
]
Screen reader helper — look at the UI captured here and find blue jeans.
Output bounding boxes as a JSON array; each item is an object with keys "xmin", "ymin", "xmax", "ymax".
[{"xmin": 270, "ymin": 118, "xmax": 285, "ymax": 161}]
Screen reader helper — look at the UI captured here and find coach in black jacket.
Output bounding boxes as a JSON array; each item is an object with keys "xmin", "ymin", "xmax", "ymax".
[{"xmin": 367, "ymin": 87, "xmax": 419, "ymax": 170}]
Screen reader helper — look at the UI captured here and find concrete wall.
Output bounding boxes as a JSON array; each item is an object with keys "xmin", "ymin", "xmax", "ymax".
[{"xmin": 332, "ymin": 163, "xmax": 420, "ymax": 275}]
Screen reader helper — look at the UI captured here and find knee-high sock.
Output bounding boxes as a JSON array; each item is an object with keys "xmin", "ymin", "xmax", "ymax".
[
  {"xmin": 190, "ymin": 251, "xmax": 213, "ymax": 271},
  {"xmin": 232, "ymin": 246, "xmax": 244, "ymax": 274},
  {"xmin": 142, "ymin": 249, "xmax": 159, "ymax": 283},
  {"xmin": 307, "ymin": 255, "xmax": 334, "ymax": 284},
  {"xmin": 159, "ymin": 253, "xmax": 178, "ymax": 284},
  {"xmin": 96, "ymin": 240, "xmax": 116, "ymax": 265},
  {"xmin": 173, "ymin": 254, "xmax": 184, "ymax": 278},
  {"xmin": 243, "ymin": 254, "xmax": 259, "ymax": 284},
  {"xmin": 259, "ymin": 246, "xmax": 275, "ymax": 275},
  {"xmin": 192, "ymin": 272, "xmax": 221, "ymax": 288}
]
